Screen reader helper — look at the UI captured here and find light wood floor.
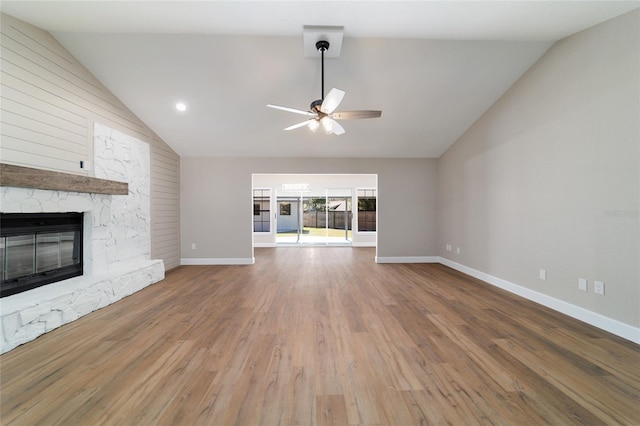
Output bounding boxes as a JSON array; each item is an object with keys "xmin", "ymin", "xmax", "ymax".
[{"xmin": 1, "ymin": 247, "xmax": 639, "ymax": 425}]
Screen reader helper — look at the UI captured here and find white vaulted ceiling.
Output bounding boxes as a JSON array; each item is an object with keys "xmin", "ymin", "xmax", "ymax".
[{"xmin": 2, "ymin": 1, "xmax": 638, "ymax": 158}]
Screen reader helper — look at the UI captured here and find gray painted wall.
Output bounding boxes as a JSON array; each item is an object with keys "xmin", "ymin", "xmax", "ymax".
[
  {"xmin": 180, "ymin": 157, "xmax": 438, "ymax": 261},
  {"xmin": 437, "ymin": 10, "xmax": 639, "ymax": 328},
  {"xmin": 0, "ymin": 13, "xmax": 181, "ymax": 270}
]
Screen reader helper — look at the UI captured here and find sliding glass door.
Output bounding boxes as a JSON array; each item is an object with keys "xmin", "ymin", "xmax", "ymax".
[{"xmin": 276, "ymin": 189, "xmax": 352, "ymax": 245}]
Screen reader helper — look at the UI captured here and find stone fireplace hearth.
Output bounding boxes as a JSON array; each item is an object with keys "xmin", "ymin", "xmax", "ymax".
[{"xmin": 0, "ymin": 123, "xmax": 164, "ymax": 353}]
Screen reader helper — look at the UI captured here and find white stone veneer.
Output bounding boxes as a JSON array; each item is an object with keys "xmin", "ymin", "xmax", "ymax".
[
  {"xmin": 0, "ymin": 260, "xmax": 164, "ymax": 353},
  {"xmin": 0, "ymin": 123, "xmax": 164, "ymax": 354}
]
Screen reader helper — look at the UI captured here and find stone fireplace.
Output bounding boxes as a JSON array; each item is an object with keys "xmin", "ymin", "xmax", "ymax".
[{"xmin": 0, "ymin": 123, "xmax": 165, "ymax": 353}]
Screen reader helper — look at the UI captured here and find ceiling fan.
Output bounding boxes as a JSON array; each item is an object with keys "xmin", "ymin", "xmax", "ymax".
[{"xmin": 267, "ymin": 40, "xmax": 382, "ymax": 135}]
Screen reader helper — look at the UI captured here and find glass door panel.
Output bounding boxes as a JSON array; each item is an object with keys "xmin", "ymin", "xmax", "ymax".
[
  {"xmin": 300, "ymin": 196, "xmax": 326, "ymax": 244},
  {"xmin": 326, "ymin": 187, "xmax": 352, "ymax": 244},
  {"xmin": 276, "ymin": 196, "xmax": 301, "ymax": 243}
]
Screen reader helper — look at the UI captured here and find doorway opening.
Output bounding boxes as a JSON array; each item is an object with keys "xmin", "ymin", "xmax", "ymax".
[{"xmin": 252, "ymin": 174, "xmax": 377, "ymax": 248}]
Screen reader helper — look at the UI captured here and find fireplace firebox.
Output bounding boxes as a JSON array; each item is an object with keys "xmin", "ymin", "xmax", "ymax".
[{"xmin": 1, "ymin": 212, "xmax": 83, "ymax": 297}]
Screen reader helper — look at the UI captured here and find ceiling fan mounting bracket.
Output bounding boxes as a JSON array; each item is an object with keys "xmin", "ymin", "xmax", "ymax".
[
  {"xmin": 303, "ymin": 25, "xmax": 343, "ymax": 58},
  {"xmin": 315, "ymin": 40, "xmax": 330, "ymax": 52}
]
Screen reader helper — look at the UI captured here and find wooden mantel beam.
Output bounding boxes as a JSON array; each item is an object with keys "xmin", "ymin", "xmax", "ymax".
[{"xmin": 0, "ymin": 163, "xmax": 128, "ymax": 195}]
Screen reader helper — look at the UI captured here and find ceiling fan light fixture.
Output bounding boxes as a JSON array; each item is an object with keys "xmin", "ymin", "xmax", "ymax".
[
  {"xmin": 308, "ymin": 119, "xmax": 320, "ymax": 132},
  {"xmin": 321, "ymin": 116, "xmax": 333, "ymax": 134}
]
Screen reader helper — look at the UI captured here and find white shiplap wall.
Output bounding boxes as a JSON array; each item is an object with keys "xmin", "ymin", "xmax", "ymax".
[
  {"xmin": 151, "ymin": 135, "xmax": 180, "ymax": 269},
  {"xmin": 0, "ymin": 13, "xmax": 180, "ymax": 270}
]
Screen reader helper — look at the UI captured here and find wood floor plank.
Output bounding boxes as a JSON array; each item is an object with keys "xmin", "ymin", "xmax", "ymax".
[
  {"xmin": 221, "ymin": 333, "xmax": 277, "ymax": 426},
  {"xmin": 489, "ymin": 342, "xmax": 608, "ymax": 425},
  {"xmin": 155, "ymin": 368, "xmax": 217, "ymax": 425},
  {"xmin": 316, "ymin": 394, "xmax": 348, "ymax": 426},
  {"xmin": 428, "ymin": 313, "xmax": 525, "ymax": 393},
  {"xmin": 259, "ymin": 336, "xmax": 293, "ymax": 426},
  {"xmin": 494, "ymin": 338, "xmax": 638, "ymax": 425},
  {"xmin": 314, "ymin": 318, "xmax": 344, "ymax": 396},
  {"xmin": 1, "ymin": 247, "xmax": 639, "ymax": 425}
]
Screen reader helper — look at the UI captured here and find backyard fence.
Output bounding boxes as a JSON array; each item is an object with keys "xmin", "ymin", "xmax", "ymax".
[{"xmin": 303, "ymin": 211, "xmax": 352, "ymax": 230}]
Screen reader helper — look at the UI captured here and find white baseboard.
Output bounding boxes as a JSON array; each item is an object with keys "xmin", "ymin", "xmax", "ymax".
[
  {"xmin": 375, "ymin": 256, "xmax": 439, "ymax": 264},
  {"xmin": 181, "ymin": 258, "xmax": 255, "ymax": 265},
  {"xmin": 439, "ymin": 257, "xmax": 640, "ymax": 344},
  {"xmin": 352, "ymin": 242, "xmax": 376, "ymax": 247},
  {"xmin": 253, "ymin": 243, "xmax": 276, "ymax": 248}
]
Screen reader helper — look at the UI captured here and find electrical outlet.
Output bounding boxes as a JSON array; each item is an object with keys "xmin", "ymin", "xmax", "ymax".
[
  {"xmin": 191, "ymin": 243, "xmax": 196, "ymax": 250},
  {"xmin": 594, "ymin": 281, "xmax": 605, "ymax": 295},
  {"xmin": 446, "ymin": 244, "xmax": 452, "ymax": 251},
  {"xmin": 578, "ymin": 278, "xmax": 587, "ymax": 291},
  {"xmin": 539, "ymin": 269, "xmax": 547, "ymax": 280},
  {"xmin": 456, "ymin": 247, "xmax": 460, "ymax": 254}
]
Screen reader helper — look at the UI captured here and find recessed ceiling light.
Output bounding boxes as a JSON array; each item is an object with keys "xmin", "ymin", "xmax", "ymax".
[{"xmin": 175, "ymin": 102, "xmax": 187, "ymax": 112}]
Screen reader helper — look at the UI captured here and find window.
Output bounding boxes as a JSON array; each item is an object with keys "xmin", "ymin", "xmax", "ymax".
[
  {"xmin": 304, "ymin": 198, "xmax": 326, "ymax": 212},
  {"xmin": 279, "ymin": 203, "xmax": 291, "ymax": 215},
  {"xmin": 253, "ymin": 189, "xmax": 271, "ymax": 232},
  {"xmin": 357, "ymin": 189, "xmax": 376, "ymax": 232}
]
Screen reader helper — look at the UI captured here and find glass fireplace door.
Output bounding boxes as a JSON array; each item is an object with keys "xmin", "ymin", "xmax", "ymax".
[{"xmin": 1, "ymin": 212, "xmax": 83, "ymax": 297}]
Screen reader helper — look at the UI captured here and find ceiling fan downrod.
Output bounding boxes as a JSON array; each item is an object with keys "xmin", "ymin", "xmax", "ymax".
[{"xmin": 316, "ymin": 40, "xmax": 330, "ymax": 101}]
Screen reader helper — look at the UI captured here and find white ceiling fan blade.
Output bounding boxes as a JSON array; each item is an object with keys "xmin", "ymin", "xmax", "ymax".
[
  {"xmin": 330, "ymin": 120, "xmax": 345, "ymax": 135},
  {"xmin": 321, "ymin": 117, "xmax": 345, "ymax": 135},
  {"xmin": 320, "ymin": 88, "xmax": 345, "ymax": 114},
  {"xmin": 267, "ymin": 104, "xmax": 315, "ymax": 117},
  {"xmin": 284, "ymin": 119, "xmax": 316, "ymax": 131},
  {"xmin": 331, "ymin": 110, "xmax": 382, "ymax": 120}
]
